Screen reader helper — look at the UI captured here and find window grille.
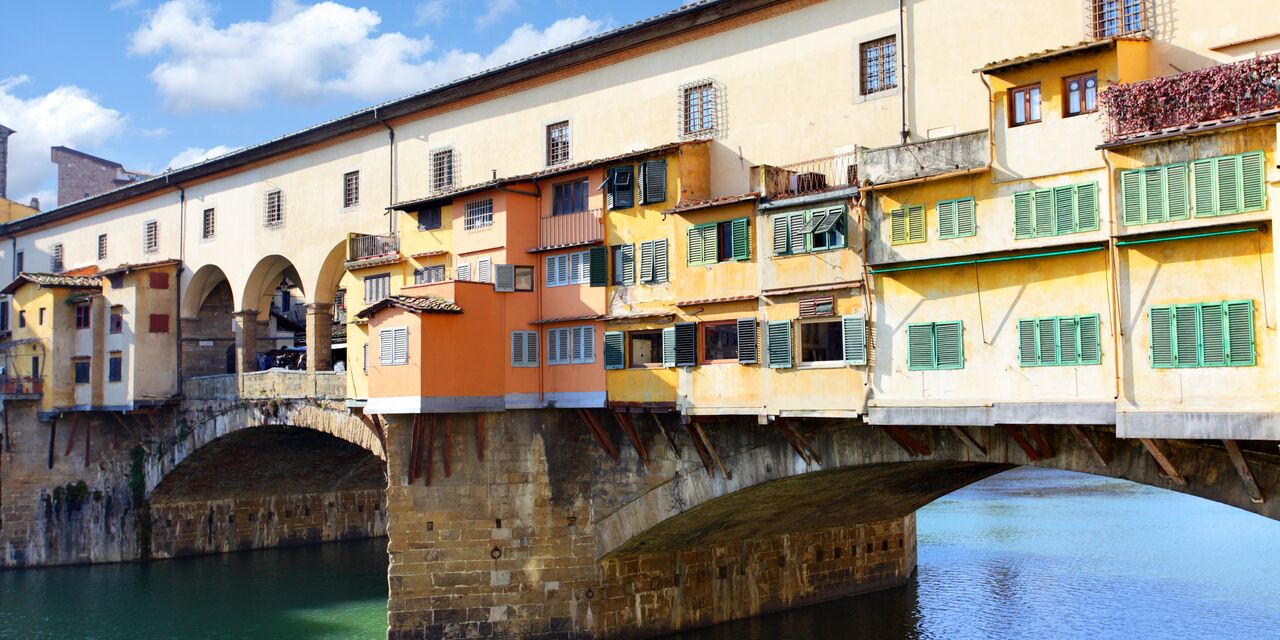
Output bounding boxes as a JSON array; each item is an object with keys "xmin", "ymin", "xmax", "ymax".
[
  {"xmin": 463, "ymin": 198, "xmax": 493, "ymax": 231},
  {"xmin": 678, "ymin": 79, "xmax": 724, "ymax": 139},
  {"xmin": 546, "ymin": 121, "xmax": 570, "ymax": 166},
  {"xmin": 202, "ymin": 208, "xmax": 216, "ymax": 239},
  {"xmin": 264, "ymin": 190, "xmax": 284, "ymax": 228},
  {"xmin": 144, "ymin": 220, "xmax": 159, "ymax": 253},
  {"xmin": 51, "ymin": 243, "xmax": 64, "ymax": 272},
  {"xmin": 431, "ymin": 148, "xmax": 455, "ymax": 193},
  {"xmin": 859, "ymin": 37, "xmax": 897, "ymax": 95},
  {"xmin": 1088, "ymin": 0, "xmax": 1147, "ymax": 39},
  {"xmin": 343, "ymin": 171, "xmax": 360, "ymax": 208},
  {"xmin": 97, "ymin": 234, "xmax": 108, "ymax": 261}
]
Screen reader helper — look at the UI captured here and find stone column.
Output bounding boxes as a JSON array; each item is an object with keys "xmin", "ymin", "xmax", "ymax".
[
  {"xmin": 305, "ymin": 302, "xmax": 334, "ymax": 373},
  {"xmin": 232, "ymin": 310, "xmax": 260, "ymax": 375}
]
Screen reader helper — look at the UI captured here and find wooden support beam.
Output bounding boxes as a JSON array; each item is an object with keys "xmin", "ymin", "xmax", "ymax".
[
  {"xmin": 408, "ymin": 415, "xmax": 422, "ymax": 485},
  {"xmin": 683, "ymin": 421, "xmax": 715, "ymax": 476},
  {"xmin": 882, "ymin": 425, "xmax": 930, "ymax": 457},
  {"xmin": 371, "ymin": 415, "xmax": 388, "ymax": 452},
  {"xmin": 1140, "ymin": 438, "xmax": 1187, "ymax": 486},
  {"xmin": 774, "ymin": 420, "xmax": 812, "ymax": 465},
  {"xmin": 651, "ymin": 412, "xmax": 681, "ymax": 460},
  {"xmin": 442, "ymin": 415, "xmax": 452, "ymax": 478},
  {"xmin": 1068, "ymin": 426, "xmax": 1107, "ymax": 466},
  {"xmin": 948, "ymin": 426, "xmax": 986, "ymax": 456},
  {"xmin": 780, "ymin": 418, "xmax": 823, "ymax": 464},
  {"xmin": 576, "ymin": 409, "xmax": 619, "ymax": 459},
  {"xmin": 1028, "ymin": 425, "xmax": 1054, "ymax": 459},
  {"xmin": 1223, "ymin": 440, "xmax": 1264, "ymax": 503},
  {"xmin": 425, "ymin": 415, "xmax": 436, "ymax": 486},
  {"xmin": 475, "ymin": 414, "xmax": 485, "ymax": 462},
  {"xmin": 64, "ymin": 413, "xmax": 81, "ymax": 457},
  {"xmin": 1001, "ymin": 426, "xmax": 1041, "ymax": 462},
  {"xmin": 690, "ymin": 421, "xmax": 731, "ymax": 480},
  {"xmin": 613, "ymin": 410, "xmax": 651, "ymax": 468}
]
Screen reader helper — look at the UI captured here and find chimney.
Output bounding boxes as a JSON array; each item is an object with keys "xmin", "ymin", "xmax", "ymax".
[
  {"xmin": 0, "ymin": 124, "xmax": 11, "ymax": 199},
  {"xmin": 28, "ymin": 197, "xmax": 39, "ymax": 211}
]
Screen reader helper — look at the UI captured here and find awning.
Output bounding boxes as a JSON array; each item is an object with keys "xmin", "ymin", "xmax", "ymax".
[
  {"xmin": 1115, "ymin": 227, "xmax": 1259, "ymax": 247},
  {"xmin": 870, "ymin": 246, "xmax": 1103, "ymax": 274}
]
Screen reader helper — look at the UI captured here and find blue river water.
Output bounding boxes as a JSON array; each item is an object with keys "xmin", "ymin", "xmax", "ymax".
[{"xmin": 2, "ymin": 466, "xmax": 1279, "ymax": 639}]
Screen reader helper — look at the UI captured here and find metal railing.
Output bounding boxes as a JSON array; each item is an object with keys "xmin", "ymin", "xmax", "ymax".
[
  {"xmin": 0, "ymin": 376, "xmax": 41, "ymax": 398},
  {"xmin": 751, "ymin": 152, "xmax": 857, "ymax": 200},
  {"xmin": 536, "ymin": 208, "xmax": 603, "ymax": 251},
  {"xmin": 1102, "ymin": 53, "xmax": 1280, "ymax": 141},
  {"xmin": 347, "ymin": 233, "xmax": 400, "ymax": 262}
]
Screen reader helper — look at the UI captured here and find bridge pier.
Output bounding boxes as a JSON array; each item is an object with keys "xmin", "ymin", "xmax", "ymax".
[
  {"xmin": 232, "ymin": 310, "xmax": 262, "ymax": 375},
  {"xmin": 305, "ymin": 302, "xmax": 333, "ymax": 373}
]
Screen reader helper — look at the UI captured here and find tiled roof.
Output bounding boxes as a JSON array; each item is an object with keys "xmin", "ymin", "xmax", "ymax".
[
  {"xmin": 675, "ymin": 294, "xmax": 758, "ymax": 306},
  {"xmin": 354, "ymin": 295, "xmax": 462, "ymax": 319},
  {"xmin": 344, "ymin": 254, "xmax": 403, "ymax": 270},
  {"xmin": 1099, "ymin": 108, "xmax": 1280, "ymax": 149},
  {"xmin": 761, "ymin": 281, "xmax": 862, "ymax": 296},
  {"xmin": 978, "ymin": 37, "xmax": 1145, "ymax": 74},
  {"xmin": 98, "ymin": 258, "xmax": 180, "ymax": 276},
  {"xmin": 664, "ymin": 193, "xmax": 759, "ymax": 215},
  {"xmin": 409, "ymin": 249, "xmax": 448, "ymax": 259},
  {"xmin": 1, "ymin": 272, "xmax": 102, "ymax": 295},
  {"xmin": 531, "ymin": 313, "xmax": 604, "ymax": 325},
  {"xmin": 604, "ymin": 311, "xmax": 676, "ymax": 323}
]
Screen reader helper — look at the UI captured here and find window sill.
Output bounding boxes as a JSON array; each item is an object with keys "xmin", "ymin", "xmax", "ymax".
[
  {"xmin": 796, "ymin": 361, "xmax": 847, "ymax": 370},
  {"xmin": 701, "ymin": 359, "xmax": 739, "ymax": 365},
  {"xmin": 627, "ymin": 364, "xmax": 666, "ymax": 370}
]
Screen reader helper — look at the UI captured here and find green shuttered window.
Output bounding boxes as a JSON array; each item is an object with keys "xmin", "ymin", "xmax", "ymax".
[
  {"xmin": 765, "ymin": 320, "xmax": 793, "ymax": 368},
  {"xmin": 637, "ymin": 159, "xmax": 667, "ymax": 205},
  {"xmin": 1016, "ymin": 314, "xmax": 1102, "ymax": 367},
  {"xmin": 1120, "ymin": 162, "xmax": 1195, "ymax": 226},
  {"xmin": 736, "ymin": 318, "xmax": 758, "ymax": 364},
  {"xmin": 688, "ymin": 218, "xmax": 750, "ymax": 265},
  {"xmin": 674, "ymin": 322, "xmax": 697, "ymax": 367},
  {"xmin": 1149, "ymin": 300, "xmax": 1254, "ymax": 368},
  {"xmin": 638, "ymin": 239, "xmax": 669, "ymax": 283},
  {"xmin": 1190, "ymin": 151, "xmax": 1267, "ymax": 217},
  {"xmin": 842, "ymin": 315, "xmax": 867, "ymax": 365},
  {"xmin": 603, "ymin": 331, "xmax": 625, "ymax": 370},
  {"xmin": 606, "ymin": 165, "xmax": 634, "ymax": 210},
  {"xmin": 937, "ymin": 197, "xmax": 976, "ymax": 239},
  {"xmin": 1013, "ymin": 182, "xmax": 1099, "ymax": 238},
  {"xmin": 890, "ymin": 204, "xmax": 925, "ymax": 245},
  {"xmin": 906, "ymin": 321, "xmax": 963, "ymax": 371},
  {"xmin": 687, "ymin": 223, "xmax": 717, "ymax": 265},
  {"xmin": 774, "ymin": 206, "xmax": 847, "ymax": 255},
  {"xmin": 588, "ymin": 246, "xmax": 609, "ymax": 287}
]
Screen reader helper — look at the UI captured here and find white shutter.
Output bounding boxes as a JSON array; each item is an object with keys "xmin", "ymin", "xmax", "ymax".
[
  {"xmin": 379, "ymin": 328, "xmax": 394, "ymax": 365},
  {"xmin": 494, "ymin": 264, "xmax": 516, "ymax": 292},
  {"xmin": 393, "ymin": 327, "xmax": 409, "ymax": 364},
  {"xmin": 546, "ymin": 328, "xmax": 559, "ymax": 363},
  {"xmin": 572, "ymin": 325, "xmax": 595, "ymax": 363},
  {"xmin": 525, "ymin": 331, "xmax": 539, "ymax": 366},
  {"xmin": 511, "ymin": 331, "xmax": 525, "ymax": 366},
  {"xmin": 568, "ymin": 252, "xmax": 583, "ymax": 285},
  {"xmin": 456, "ymin": 263, "xmax": 471, "ymax": 282},
  {"xmin": 559, "ymin": 328, "xmax": 571, "ymax": 364},
  {"xmin": 545, "ymin": 256, "xmax": 557, "ymax": 287},
  {"xmin": 477, "ymin": 257, "xmax": 492, "ymax": 283}
]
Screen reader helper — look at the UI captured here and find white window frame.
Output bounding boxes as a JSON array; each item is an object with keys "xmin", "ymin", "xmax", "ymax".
[{"xmin": 797, "ymin": 317, "xmax": 845, "ymax": 367}]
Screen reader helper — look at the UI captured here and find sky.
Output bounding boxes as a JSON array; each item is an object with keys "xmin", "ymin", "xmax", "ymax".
[{"xmin": 0, "ymin": 0, "xmax": 685, "ymax": 209}]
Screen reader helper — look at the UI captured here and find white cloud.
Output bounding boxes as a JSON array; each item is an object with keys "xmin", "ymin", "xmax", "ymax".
[
  {"xmin": 111, "ymin": 0, "xmax": 140, "ymax": 10},
  {"xmin": 140, "ymin": 127, "xmax": 170, "ymax": 138},
  {"xmin": 0, "ymin": 75, "xmax": 128, "ymax": 207},
  {"xmin": 166, "ymin": 144, "xmax": 240, "ymax": 170},
  {"xmin": 130, "ymin": 0, "xmax": 605, "ymax": 111},
  {"xmin": 475, "ymin": 0, "xmax": 519, "ymax": 29},
  {"xmin": 415, "ymin": 0, "xmax": 449, "ymax": 26}
]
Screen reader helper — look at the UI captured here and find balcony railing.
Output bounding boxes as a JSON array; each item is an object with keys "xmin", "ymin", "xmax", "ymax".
[
  {"xmin": 751, "ymin": 152, "xmax": 857, "ymax": 201},
  {"xmin": 0, "ymin": 376, "xmax": 41, "ymax": 398},
  {"xmin": 347, "ymin": 233, "xmax": 400, "ymax": 262},
  {"xmin": 1102, "ymin": 53, "xmax": 1280, "ymax": 142},
  {"xmin": 534, "ymin": 208, "xmax": 603, "ymax": 252}
]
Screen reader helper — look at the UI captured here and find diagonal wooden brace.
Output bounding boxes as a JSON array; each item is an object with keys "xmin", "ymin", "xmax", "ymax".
[
  {"xmin": 948, "ymin": 426, "xmax": 986, "ymax": 456},
  {"xmin": 613, "ymin": 410, "xmax": 651, "ymax": 468},
  {"xmin": 882, "ymin": 425, "xmax": 930, "ymax": 457},
  {"xmin": 1001, "ymin": 426, "xmax": 1041, "ymax": 462},
  {"xmin": 1069, "ymin": 426, "xmax": 1107, "ymax": 466},
  {"xmin": 1140, "ymin": 438, "xmax": 1187, "ymax": 486},
  {"xmin": 1223, "ymin": 440, "xmax": 1263, "ymax": 503},
  {"xmin": 577, "ymin": 409, "xmax": 619, "ymax": 459}
]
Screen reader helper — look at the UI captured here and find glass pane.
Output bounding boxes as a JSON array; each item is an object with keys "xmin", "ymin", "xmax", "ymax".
[
  {"xmin": 629, "ymin": 333, "xmax": 662, "ymax": 366},
  {"xmin": 1085, "ymin": 77, "xmax": 1097, "ymax": 111},
  {"xmin": 1014, "ymin": 92, "xmax": 1026, "ymax": 123},
  {"xmin": 1068, "ymin": 80, "xmax": 1081, "ymax": 114},
  {"xmin": 704, "ymin": 324, "xmax": 738, "ymax": 361},
  {"xmin": 1029, "ymin": 88, "xmax": 1041, "ymax": 121},
  {"xmin": 800, "ymin": 322, "xmax": 843, "ymax": 363}
]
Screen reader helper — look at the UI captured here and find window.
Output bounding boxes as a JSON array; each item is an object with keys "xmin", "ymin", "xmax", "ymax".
[
  {"xmin": 544, "ymin": 251, "xmax": 590, "ymax": 288},
  {"xmin": 73, "ymin": 359, "xmax": 90, "ymax": 384},
  {"xmin": 1014, "ymin": 183, "xmax": 1100, "ymax": 238},
  {"xmin": 638, "ymin": 239, "xmax": 668, "ymax": 284},
  {"xmin": 703, "ymin": 321, "xmax": 739, "ymax": 363},
  {"xmin": 264, "ymin": 190, "xmax": 284, "ymax": 228},
  {"xmin": 51, "ymin": 244, "xmax": 64, "ymax": 273},
  {"xmin": 30, "ymin": 356, "xmax": 38, "ymax": 378},
  {"xmin": 907, "ymin": 321, "xmax": 964, "ymax": 371},
  {"xmin": 546, "ymin": 121, "xmax": 570, "ymax": 166},
  {"xmin": 363, "ymin": 273, "xmax": 390, "ymax": 303},
  {"xmin": 202, "ymin": 208, "xmax": 216, "ymax": 239},
  {"xmin": 637, "ymin": 159, "xmax": 667, "ymax": 205},
  {"xmin": 682, "ymin": 81, "xmax": 717, "ymax": 136},
  {"xmin": 418, "ymin": 206, "xmax": 442, "ymax": 230},
  {"xmin": 510, "ymin": 330, "xmax": 539, "ymax": 367},
  {"xmin": 414, "ymin": 265, "xmax": 446, "ymax": 284},
  {"xmin": 888, "ymin": 205, "xmax": 926, "ymax": 245},
  {"xmin": 38, "ymin": 308, "xmax": 45, "ymax": 325},
  {"xmin": 571, "ymin": 325, "xmax": 595, "ymax": 364},
  {"xmin": 774, "ymin": 206, "xmax": 847, "ymax": 254},
  {"xmin": 148, "ymin": 314, "xmax": 170, "ymax": 333},
  {"xmin": 456, "ymin": 263, "xmax": 472, "ymax": 281},
  {"xmin": 143, "ymin": 220, "xmax": 159, "ymax": 253},
  {"xmin": 1091, "ymin": 0, "xmax": 1145, "ymax": 38},
  {"xmin": 1018, "ymin": 314, "xmax": 1102, "ymax": 367},
  {"xmin": 688, "ymin": 218, "xmax": 749, "ymax": 266},
  {"xmin": 97, "ymin": 234, "xmax": 108, "ymax": 261},
  {"xmin": 859, "ymin": 36, "xmax": 897, "ymax": 95},
  {"xmin": 611, "ymin": 244, "xmax": 634, "ymax": 286},
  {"xmin": 552, "ymin": 179, "xmax": 589, "ymax": 216},
  {"xmin": 545, "ymin": 326, "xmax": 592, "ymax": 365},
  {"xmin": 1189, "ymin": 151, "xmax": 1268, "ymax": 218},
  {"xmin": 606, "ymin": 165, "xmax": 634, "ymax": 210},
  {"xmin": 15, "ymin": 250, "xmax": 23, "ymax": 273},
  {"xmin": 18, "ymin": 310, "xmax": 25, "ymax": 328},
  {"xmin": 1119, "ymin": 162, "xmax": 1189, "ymax": 226},
  {"xmin": 343, "ymin": 171, "xmax": 360, "ymax": 208},
  {"xmin": 514, "ymin": 266, "xmax": 534, "ymax": 292},
  {"xmin": 626, "ymin": 330, "xmax": 664, "ymax": 368},
  {"xmin": 463, "ymin": 198, "xmax": 493, "ymax": 230},
  {"xmin": 673, "ymin": 322, "xmax": 697, "ymax": 367},
  {"xmin": 379, "ymin": 327, "xmax": 409, "ymax": 366},
  {"xmin": 936, "ymin": 198, "xmax": 977, "ymax": 240},
  {"xmin": 1009, "ymin": 84, "xmax": 1041, "ymax": 126},
  {"xmin": 108, "ymin": 353, "xmax": 123, "ymax": 383},
  {"xmin": 431, "ymin": 148, "xmax": 455, "ymax": 192},
  {"xmin": 765, "ymin": 320, "xmax": 793, "ymax": 368},
  {"xmin": 110, "ymin": 306, "xmax": 123, "ymax": 334},
  {"xmin": 800, "ymin": 320, "xmax": 845, "ymax": 364},
  {"xmin": 1064, "ymin": 73, "xmax": 1098, "ymax": 117},
  {"xmin": 362, "ymin": 343, "xmax": 368, "ymax": 373},
  {"xmin": 108, "ymin": 274, "xmax": 124, "ymax": 289},
  {"xmin": 1150, "ymin": 301, "xmax": 1254, "ymax": 368},
  {"xmin": 476, "ymin": 257, "xmax": 492, "ymax": 284},
  {"xmin": 150, "ymin": 272, "xmax": 170, "ymax": 289},
  {"xmin": 75, "ymin": 303, "xmax": 91, "ymax": 329},
  {"xmin": 0, "ymin": 301, "xmax": 7, "ymax": 332}
]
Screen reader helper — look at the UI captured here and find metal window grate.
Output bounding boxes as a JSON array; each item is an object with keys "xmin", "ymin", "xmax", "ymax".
[
  {"xmin": 51, "ymin": 244, "xmax": 63, "ymax": 272},
  {"xmin": 144, "ymin": 220, "xmax": 159, "ymax": 253},
  {"xmin": 546, "ymin": 121, "xmax": 570, "ymax": 166},
  {"xmin": 464, "ymin": 198, "xmax": 494, "ymax": 231},
  {"xmin": 431, "ymin": 147, "xmax": 455, "ymax": 193},
  {"xmin": 1087, "ymin": 0, "xmax": 1148, "ymax": 39},
  {"xmin": 343, "ymin": 171, "xmax": 360, "ymax": 208},
  {"xmin": 202, "ymin": 208, "xmax": 216, "ymax": 239},
  {"xmin": 264, "ymin": 190, "xmax": 284, "ymax": 228},
  {"xmin": 860, "ymin": 36, "xmax": 897, "ymax": 95},
  {"xmin": 678, "ymin": 79, "xmax": 724, "ymax": 140},
  {"xmin": 97, "ymin": 234, "xmax": 107, "ymax": 261}
]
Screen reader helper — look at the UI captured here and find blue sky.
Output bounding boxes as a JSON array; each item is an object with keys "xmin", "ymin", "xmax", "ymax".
[{"xmin": 0, "ymin": 0, "xmax": 684, "ymax": 207}]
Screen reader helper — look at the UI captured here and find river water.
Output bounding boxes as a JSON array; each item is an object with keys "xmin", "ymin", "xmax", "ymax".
[{"xmin": 3, "ymin": 467, "xmax": 1279, "ymax": 639}]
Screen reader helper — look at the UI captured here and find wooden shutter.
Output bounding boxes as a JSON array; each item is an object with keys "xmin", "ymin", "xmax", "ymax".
[
  {"xmin": 1033, "ymin": 189, "xmax": 1053, "ymax": 237},
  {"xmin": 842, "ymin": 315, "xmax": 866, "ymax": 365},
  {"xmin": 1053, "ymin": 186, "xmax": 1076, "ymax": 236},
  {"xmin": 772, "ymin": 214, "xmax": 790, "ymax": 254},
  {"xmin": 573, "ymin": 325, "xmax": 595, "ymax": 363},
  {"xmin": 1172, "ymin": 304, "xmax": 1198, "ymax": 366},
  {"xmin": 934, "ymin": 321, "xmax": 963, "ymax": 369},
  {"xmin": 1058, "ymin": 316, "xmax": 1080, "ymax": 364},
  {"xmin": 906, "ymin": 324, "xmax": 935, "ymax": 370},
  {"xmin": 638, "ymin": 241, "xmax": 654, "ymax": 283},
  {"xmin": 907, "ymin": 204, "xmax": 925, "ymax": 242},
  {"xmin": 589, "ymin": 246, "xmax": 609, "ymax": 287},
  {"xmin": 890, "ymin": 207, "xmax": 908, "ymax": 244},
  {"xmin": 1142, "ymin": 167, "xmax": 1166, "ymax": 223},
  {"xmin": 1077, "ymin": 314, "xmax": 1101, "ymax": 365},
  {"xmin": 731, "ymin": 217, "xmax": 750, "ymax": 260},
  {"xmin": 688, "ymin": 226, "xmax": 704, "ymax": 266},
  {"xmin": 653, "ymin": 239, "xmax": 669, "ymax": 283},
  {"xmin": 1120, "ymin": 169, "xmax": 1144, "ymax": 226},
  {"xmin": 1037, "ymin": 317, "xmax": 1059, "ymax": 365},
  {"xmin": 456, "ymin": 263, "xmax": 471, "ymax": 282},
  {"xmin": 736, "ymin": 318, "xmax": 758, "ymax": 364},
  {"xmin": 674, "ymin": 322, "xmax": 697, "ymax": 367},
  {"xmin": 640, "ymin": 159, "xmax": 667, "ymax": 204},
  {"xmin": 546, "ymin": 328, "xmax": 560, "ymax": 364},
  {"xmin": 1149, "ymin": 306, "xmax": 1174, "ymax": 367},
  {"xmin": 1013, "ymin": 192, "xmax": 1034, "ymax": 239},
  {"xmin": 1165, "ymin": 163, "xmax": 1189, "ymax": 221},
  {"xmin": 545, "ymin": 255, "xmax": 558, "ymax": 287},
  {"xmin": 662, "ymin": 327, "xmax": 677, "ymax": 367},
  {"xmin": 1226, "ymin": 300, "xmax": 1255, "ymax": 366},
  {"xmin": 395, "ymin": 328, "xmax": 409, "ymax": 364},
  {"xmin": 525, "ymin": 331, "xmax": 539, "ymax": 366},
  {"xmin": 1217, "ymin": 155, "xmax": 1242, "ymax": 215},
  {"xmin": 609, "ymin": 166, "xmax": 635, "ymax": 210},
  {"xmin": 937, "ymin": 199, "xmax": 957, "ymax": 239},
  {"xmin": 1200, "ymin": 303, "xmax": 1226, "ymax": 366},
  {"xmin": 798, "ymin": 295, "xmax": 834, "ymax": 318},
  {"xmin": 603, "ymin": 331, "xmax": 625, "ymax": 370},
  {"xmin": 558, "ymin": 328, "xmax": 572, "ymax": 365},
  {"xmin": 788, "ymin": 213, "xmax": 806, "ymax": 253},
  {"xmin": 955, "ymin": 198, "xmax": 976, "ymax": 237},
  {"xmin": 1241, "ymin": 152, "xmax": 1266, "ymax": 212},
  {"xmin": 1076, "ymin": 183, "xmax": 1098, "ymax": 230},
  {"xmin": 511, "ymin": 331, "xmax": 526, "ymax": 366},
  {"xmin": 1017, "ymin": 319, "xmax": 1038, "ymax": 366},
  {"xmin": 1192, "ymin": 158, "xmax": 1216, "ymax": 217},
  {"xmin": 494, "ymin": 264, "xmax": 515, "ymax": 292},
  {"xmin": 620, "ymin": 244, "xmax": 636, "ymax": 285},
  {"xmin": 765, "ymin": 320, "xmax": 792, "ymax": 368}
]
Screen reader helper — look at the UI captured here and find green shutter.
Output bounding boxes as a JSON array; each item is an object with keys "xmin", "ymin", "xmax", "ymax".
[
  {"xmin": 890, "ymin": 207, "xmax": 908, "ymax": 244},
  {"xmin": 1076, "ymin": 183, "xmax": 1098, "ymax": 230},
  {"xmin": 906, "ymin": 323, "xmax": 935, "ymax": 371},
  {"xmin": 687, "ymin": 226, "xmax": 705, "ymax": 266},
  {"xmin": 937, "ymin": 199, "xmax": 957, "ymax": 239},
  {"xmin": 653, "ymin": 239, "xmax": 669, "ymax": 283},
  {"xmin": 610, "ymin": 165, "xmax": 635, "ymax": 210},
  {"xmin": 1191, "ymin": 158, "xmax": 1216, "ymax": 217},
  {"xmin": 1053, "ymin": 186, "xmax": 1076, "ymax": 236},
  {"xmin": 603, "ymin": 331, "xmax": 625, "ymax": 370},
  {"xmin": 772, "ymin": 214, "xmax": 790, "ymax": 254},
  {"xmin": 1033, "ymin": 189, "xmax": 1053, "ymax": 237},
  {"xmin": 674, "ymin": 322, "xmax": 697, "ymax": 367},
  {"xmin": 1121, "ymin": 169, "xmax": 1144, "ymax": 227},
  {"xmin": 1017, "ymin": 319, "xmax": 1038, "ymax": 367},
  {"xmin": 1216, "ymin": 155, "xmax": 1242, "ymax": 215},
  {"xmin": 1037, "ymin": 317, "xmax": 1059, "ymax": 366},
  {"xmin": 907, "ymin": 205, "xmax": 925, "ymax": 242},
  {"xmin": 1241, "ymin": 152, "xmax": 1267, "ymax": 212},
  {"xmin": 588, "ymin": 246, "xmax": 609, "ymax": 287},
  {"xmin": 841, "ymin": 315, "xmax": 866, "ymax": 365},
  {"xmin": 789, "ymin": 213, "xmax": 807, "ymax": 253},
  {"xmin": 639, "ymin": 159, "xmax": 667, "ymax": 205},
  {"xmin": 731, "ymin": 217, "xmax": 750, "ymax": 260},
  {"xmin": 1172, "ymin": 304, "xmax": 1199, "ymax": 367},
  {"xmin": 737, "ymin": 318, "xmax": 758, "ymax": 364},
  {"xmin": 1149, "ymin": 306, "xmax": 1174, "ymax": 368},
  {"xmin": 662, "ymin": 327, "xmax": 676, "ymax": 367},
  {"xmin": 1226, "ymin": 300, "xmax": 1255, "ymax": 366},
  {"xmin": 638, "ymin": 240, "xmax": 654, "ymax": 283},
  {"xmin": 1058, "ymin": 316, "xmax": 1079, "ymax": 364},
  {"xmin": 766, "ymin": 320, "xmax": 792, "ymax": 368},
  {"xmin": 1077, "ymin": 314, "xmax": 1101, "ymax": 365},
  {"xmin": 1013, "ymin": 192, "xmax": 1034, "ymax": 239},
  {"xmin": 1165, "ymin": 163, "xmax": 1190, "ymax": 221},
  {"xmin": 934, "ymin": 321, "xmax": 964, "ymax": 369},
  {"xmin": 955, "ymin": 198, "xmax": 976, "ymax": 237},
  {"xmin": 1200, "ymin": 302, "xmax": 1226, "ymax": 366},
  {"xmin": 1142, "ymin": 167, "xmax": 1167, "ymax": 223}
]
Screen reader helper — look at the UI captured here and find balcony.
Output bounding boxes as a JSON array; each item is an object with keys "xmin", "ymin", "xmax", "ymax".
[
  {"xmin": 0, "ymin": 376, "xmax": 41, "ymax": 400},
  {"xmin": 346, "ymin": 233, "xmax": 400, "ymax": 264},
  {"xmin": 751, "ymin": 152, "xmax": 857, "ymax": 201},
  {"xmin": 1102, "ymin": 53, "xmax": 1280, "ymax": 144},
  {"xmin": 531, "ymin": 208, "xmax": 603, "ymax": 253}
]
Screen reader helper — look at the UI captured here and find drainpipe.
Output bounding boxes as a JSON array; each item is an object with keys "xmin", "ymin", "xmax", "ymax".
[
  {"xmin": 374, "ymin": 108, "xmax": 396, "ymax": 235},
  {"xmin": 978, "ymin": 72, "xmax": 996, "ymax": 167},
  {"xmin": 898, "ymin": 0, "xmax": 910, "ymax": 144},
  {"xmin": 1102, "ymin": 149, "xmax": 1123, "ymax": 401}
]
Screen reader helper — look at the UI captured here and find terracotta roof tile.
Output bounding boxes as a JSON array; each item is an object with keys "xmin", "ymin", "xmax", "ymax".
[
  {"xmin": 664, "ymin": 193, "xmax": 759, "ymax": 215},
  {"xmin": 978, "ymin": 37, "xmax": 1145, "ymax": 74},
  {"xmin": 675, "ymin": 294, "xmax": 758, "ymax": 306},
  {"xmin": 531, "ymin": 313, "xmax": 604, "ymax": 325},
  {"xmin": 354, "ymin": 295, "xmax": 462, "ymax": 319},
  {"xmin": 98, "ymin": 259, "xmax": 181, "ymax": 276},
  {"xmin": 1, "ymin": 272, "xmax": 102, "ymax": 295}
]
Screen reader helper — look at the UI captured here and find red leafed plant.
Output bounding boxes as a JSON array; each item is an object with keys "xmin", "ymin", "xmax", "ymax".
[{"xmin": 1101, "ymin": 53, "xmax": 1280, "ymax": 141}]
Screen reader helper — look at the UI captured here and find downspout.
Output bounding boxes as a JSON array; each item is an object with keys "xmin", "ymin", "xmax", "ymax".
[
  {"xmin": 1102, "ymin": 149, "xmax": 1123, "ymax": 401},
  {"xmin": 977, "ymin": 73, "xmax": 996, "ymax": 167},
  {"xmin": 898, "ymin": 0, "xmax": 909, "ymax": 144},
  {"xmin": 374, "ymin": 108, "xmax": 396, "ymax": 235},
  {"xmin": 168, "ymin": 175, "xmax": 185, "ymax": 394}
]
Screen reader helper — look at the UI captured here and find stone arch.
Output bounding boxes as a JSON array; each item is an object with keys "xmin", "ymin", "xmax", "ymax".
[
  {"xmin": 242, "ymin": 254, "xmax": 304, "ymax": 322},
  {"xmin": 181, "ymin": 263, "xmax": 234, "ymax": 319},
  {"xmin": 311, "ymin": 240, "xmax": 348, "ymax": 307}
]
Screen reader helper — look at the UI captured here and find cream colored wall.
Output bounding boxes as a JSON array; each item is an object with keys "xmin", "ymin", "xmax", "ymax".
[
  {"xmin": 14, "ymin": 195, "xmax": 178, "ymax": 276},
  {"xmin": 760, "ymin": 291, "xmax": 866, "ymax": 415}
]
